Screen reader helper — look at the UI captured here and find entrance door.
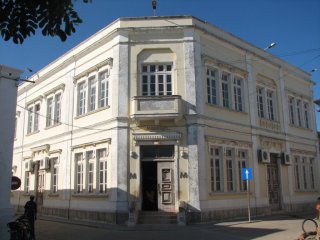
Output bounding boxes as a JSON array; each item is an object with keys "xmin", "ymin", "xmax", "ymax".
[
  {"xmin": 157, "ymin": 162, "xmax": 174, "ymax": 212},
  {"xmin": 267, "ymin": 154, "xmax": 280, "ymax": 211},
  {"xmin": 142, "ymin": 162, "xmax": 158, "ymax": 211},
  {"xmin": 141, "ymin": 161, "xmax": 175, "ymax": 212}
]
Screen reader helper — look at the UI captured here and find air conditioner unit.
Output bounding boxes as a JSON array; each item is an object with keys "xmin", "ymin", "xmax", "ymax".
[
  {"xmin": 39, "ymin": 157, "xmax": 50, "ymax": 170},
  {"xmin": 282, "ymin": 153, "xmax": 291, "ymax": 165},
  {"xmin": 25, "ymin": 160, "xmax": 34, "ymax": 172},
  {"xmin": 258, "ymin": 149, "xmax": 270, "ymax": 164}
]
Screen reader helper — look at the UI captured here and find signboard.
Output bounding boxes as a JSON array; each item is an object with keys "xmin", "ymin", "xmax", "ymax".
[
  {"xmin": 242, "ymin": 168, "xmax": 253, "ymax": 181},
  {"xmin": 11, "ymin": 176, "xmax": 21, "ymax": 190}
]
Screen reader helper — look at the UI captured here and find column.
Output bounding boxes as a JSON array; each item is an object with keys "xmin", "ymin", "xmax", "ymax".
[{"xmin": 0, "ymin": 65, "xmax": 23, "ymax": 239}]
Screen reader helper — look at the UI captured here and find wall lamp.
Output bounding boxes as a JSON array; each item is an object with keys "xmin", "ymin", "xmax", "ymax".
[{"xmin": 264, "ymin": 42, "xmax": 277, "ymax": 50}]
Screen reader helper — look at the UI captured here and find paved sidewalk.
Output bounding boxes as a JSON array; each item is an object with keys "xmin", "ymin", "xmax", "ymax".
[{"xmin": 33, "ymin": 214, "xmax": 310, "ymax": 240}]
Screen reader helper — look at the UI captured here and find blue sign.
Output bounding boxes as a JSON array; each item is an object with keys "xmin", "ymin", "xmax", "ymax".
[{"xmin": 242, "ymin": 168, "xmax": 253, "ymax": 181}]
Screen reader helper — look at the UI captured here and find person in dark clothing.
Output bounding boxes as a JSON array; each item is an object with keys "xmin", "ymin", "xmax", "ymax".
[{"xmin": 24, "ymin": 195, "xmax": 37, "ymax": 239}]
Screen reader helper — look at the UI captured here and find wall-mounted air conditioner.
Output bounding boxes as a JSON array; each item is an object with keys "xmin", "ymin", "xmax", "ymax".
[
  {"xmin": 39, "ymin": 157, "xmax": 50, "ymax": 170},
  {"xmin": 281, "ymin": 153, "xmax": 291, "ymax": 165},
  {"xmin": 25, "ymin": 160, "xmax": 34, "ymax": 172},
  {"xmin": 258, "ymin": 149, "xmax": 270, "ymax": 164}
]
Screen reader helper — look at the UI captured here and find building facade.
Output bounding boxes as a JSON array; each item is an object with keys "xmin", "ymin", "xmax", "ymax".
[{"xmin": 12, "ymin": 16, "xmax": 320, "ymax": 224}]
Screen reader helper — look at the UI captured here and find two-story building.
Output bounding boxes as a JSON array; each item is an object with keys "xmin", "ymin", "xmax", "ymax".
[{"xmin": 12, "ymin": 16, "xmax": 320, "ymax": 224}]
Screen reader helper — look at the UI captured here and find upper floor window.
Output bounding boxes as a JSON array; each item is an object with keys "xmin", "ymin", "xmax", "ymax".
[
  {"xmin": 206, "ymin": 66, "xmax": 245, "ymax": 112},
  {"xmin": 46, "ymin": 93, "xmax": 62, "ymax": 127},
  {"xmin": 287, "ymin": 95, "xmax": 311, "ymax": 129},
  {"xmin": 77, "ymin": 70, "xmax": 110, "ymax": 117},
  {"xmin": 141, "ymin": 64, "xmax": 172, "ymax": 96},
  {"xmin": 256, "ymin": 86, "xmax": 277, "ymax": 121},
  {"xmin": 27, "ymin": 103, "xmax": 40, "ymax": 134}
]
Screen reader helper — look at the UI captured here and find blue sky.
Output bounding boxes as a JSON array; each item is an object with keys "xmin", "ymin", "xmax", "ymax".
[{"xmin": 1, "ymin": 0, "xmax": 320, "ymax": 129}]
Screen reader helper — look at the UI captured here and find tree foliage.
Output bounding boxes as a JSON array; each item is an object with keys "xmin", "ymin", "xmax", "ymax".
[{"xmin": 0, "ymin": 0, "xmax": 91, "ymax": 44}]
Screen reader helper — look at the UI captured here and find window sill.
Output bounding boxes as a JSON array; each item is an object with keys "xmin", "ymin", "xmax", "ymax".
[
  {"xmin": 206, "ymin": 102, "xmax": 247, "ymax": 115},
  {"xmin": 294, "ymin": 189, "xmax": 318, "ymax": 193},
  {"xmin": 288, "ymin": 124, "xmax": 313, "ymax": 131},
  {"xmin": 45, "ymin": 122, "xmax": 62, "ymax": 130},
  {"xmin": 48, "ymin": 193, "xmax": 59, "ymax": 197},
  {"xmin": 75, "ymin": 106, "xmax": 110, "ymax": 119},
  {"xmin": 72, "ymin": 193, "xmax": 109, "ymax": 198},
  {"xmin": 26, "ymin": 130, "xmax": 40, "ymax": 136},
  {"xmin": 209, "ymin": 191, "xmax": 249, "ymax": 197}
]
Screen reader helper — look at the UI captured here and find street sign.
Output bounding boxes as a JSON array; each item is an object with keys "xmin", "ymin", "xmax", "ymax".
[
  {"xmin": 242, "ymin": 168, "xmax": 252, "ymax": 181},
  {"xmin": 11, "ymin": 176, "xmax": 21, "ymax": 190}
]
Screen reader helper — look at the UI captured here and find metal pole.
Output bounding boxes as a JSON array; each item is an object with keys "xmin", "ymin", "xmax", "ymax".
[{"xmin": 247, "ymin": 179, "xmax": 251, "ymax": 222}]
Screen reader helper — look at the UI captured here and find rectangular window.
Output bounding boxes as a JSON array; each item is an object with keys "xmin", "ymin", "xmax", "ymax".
[
  {"xmin": 210, "ymin": 147, "xmax": 222, "ymax": 192},
  {"xmin": 294, "ymin": 157, "xmax": 301, "ymax": 190},
  {"xmin": 289, "ymin": 97, "xmax": 295, "ymax": 125},
  {"xmin": 51, "ymin": 158, "xmax": 58, "ymax": 193},
  {"xmin": 97, "ymin": 148, "xmax": 107, "ymax": 193},
  {"xmin": 207, "ymin": 68, "xmax": 218, "ymax": 105},
  {"xmin": 233, "ymin": 77, "xmax": 243, "ymax": 111},
  {"xmin": 297, "ymin": 100, "xmax": 302, "ymax": 127},
  {"xmin": 221, "ymin": 72, "xmax": 230, "ymax": 108},
  {"xmin": 309, "ymin": 158, "xmax": 315, "ymax": 190},
  {"xmin": 99, "ymin": 71, "xmax": 109, "ymax": 108},
  {"xmin": 33, "ymin": 104, "xmax": 40, "ymax": 132},
  {"xmin": 141, "ymin": 64, "xmax": 173, "ymax": 96},
  {"xmin": 46, "ymin": 97, "xmax": 53, "ymax": 127},
  {"xmin": 226, "ymin": 149, "xmax": 234, "ymax": 192},
  {"xmin": 302, "ymin": 157, "xmax": 307, "ymax": 189},
  {"xmin": 75, "ymin": 153, "xmax": 84, "ymax": 193},
  {"xmin": 88, "ymin": 76, "xmax": 97, "ymax": 112},
  {"xmin": 27, "ymin": 107, "xmax": 33, "ymax": 134},
  {"xmin": 78, "ymin": 82, "xmax": 86, "ymax": 116},
  {"xmin": 304, "ymin": 102, "xmax": 310, "ymax": 129},
  {"xmin": 257, "ymin": 87, "xmax": 264, "ymax": 118},
  {"xmin": 238, "ymin": 150, "xmax": 247, "ymax": 191},
  {"xmin": 87, "ymin": 151, "xmax": 94, "ymax": 193},
  {"xmin": 54, "ymin": 93, "xmax": 61, "ymax": 124},
  {"xmin": 25, "ymin": 172, "xmax": 30, "ymax": 193},
  {"xmin": 266, "ymin": 90, "xmax": 275, "ymax": 120}
]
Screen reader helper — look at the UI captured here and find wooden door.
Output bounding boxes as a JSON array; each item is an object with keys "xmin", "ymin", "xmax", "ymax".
[{"xmin": 157, "ymin": 162, "xmax": 174, "ymax": 212}]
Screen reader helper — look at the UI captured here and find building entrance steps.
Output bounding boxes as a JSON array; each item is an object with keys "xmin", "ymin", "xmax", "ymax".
[{"xmin": 137, "ymin": 211, "xmax": 177, "ymax": 224}]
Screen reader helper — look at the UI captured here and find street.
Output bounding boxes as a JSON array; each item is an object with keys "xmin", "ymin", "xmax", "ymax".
[{"xmin": 33, "ymin": 214, "xmax": 311, "ymax": 240}]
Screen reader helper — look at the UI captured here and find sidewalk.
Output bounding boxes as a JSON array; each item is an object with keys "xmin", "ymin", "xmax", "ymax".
[{"xmin": 32, "ymin": 213, "xmax": 311, "ymax": 240}]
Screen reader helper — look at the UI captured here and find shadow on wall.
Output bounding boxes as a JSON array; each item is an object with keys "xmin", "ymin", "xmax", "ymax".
[{"xmin": 10, "ymin": 187, "xmax": 134, "ymax": 225}]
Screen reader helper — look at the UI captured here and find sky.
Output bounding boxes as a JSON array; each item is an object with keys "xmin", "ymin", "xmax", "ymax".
[{"xmin": 1, "ymin": 0, "xmax": 320, "ymax": 129}]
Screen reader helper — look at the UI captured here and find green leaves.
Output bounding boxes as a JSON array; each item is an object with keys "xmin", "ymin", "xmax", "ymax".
[{"xmin": 0, "ymin": 0, "xmax": 90, "ymax": 44}]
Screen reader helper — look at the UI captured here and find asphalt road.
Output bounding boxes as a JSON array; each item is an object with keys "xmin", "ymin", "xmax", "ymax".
[{"xmin": 31, "ymin": 214, "xmax": 315, "ymax": 240}]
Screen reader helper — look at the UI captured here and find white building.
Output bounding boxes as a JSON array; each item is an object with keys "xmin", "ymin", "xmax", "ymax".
[{"xmin": 12, "ymin": 16, "xmax": 320, "ymax": 224}]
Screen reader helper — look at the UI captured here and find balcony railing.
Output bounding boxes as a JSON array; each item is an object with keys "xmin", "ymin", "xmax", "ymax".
[{"xmin": 131, "ymin": 95, "xmax": 182, "ymax": 121}]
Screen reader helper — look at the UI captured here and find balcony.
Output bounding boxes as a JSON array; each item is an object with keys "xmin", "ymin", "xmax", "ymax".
[{"xmin": 131, "ymin": 95, "xmax": 182, "ymax": 123}]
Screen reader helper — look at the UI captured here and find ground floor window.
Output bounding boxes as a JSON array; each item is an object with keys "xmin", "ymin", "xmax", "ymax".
[
  {"xmin": 209, "ymin": 143, "xmax": 249, "ymax": 193},
  {"xmin": 74, "ymin": 147, "xmax": 109, "ymax": 194},
  {"xmin": 293, "ymin": 155, "xmax": 316, "ymax": 191}
]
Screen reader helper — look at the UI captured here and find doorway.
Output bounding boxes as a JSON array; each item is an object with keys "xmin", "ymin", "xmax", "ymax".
[
  {"xmin": 140, "ymin": 145, "xmax": 175, "ymax": 212},
  {"xmin": 267, "ymin": 153, "xmax": 281, "ymax": 211}
]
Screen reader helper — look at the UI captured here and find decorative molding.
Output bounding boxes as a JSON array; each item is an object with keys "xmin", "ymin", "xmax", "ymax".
[
  {"xmin": 26, "ymin": 95, "xmax": 44, "ymax": 106},
  {"xmin": 31, "ymin": 144, "xmax": 50, "ymax": 155},
  {"xmin": 260, "ymin": 137, "xmax": 284, "ymax": 151},
  {"xmin": 203, "ymin": 54, "xmax": 248, "ymax": 77},
  {"xmin": 256, "ymin": 74, "xmax": 277, "ymax": 88},
  {"xmin": 43, "ymin": 83, "xmax": 66, "ymax": 98},
  {"xmin": 133, "ymin": 132, "xmax": 181, "ymax": 141},
  {"xmin": 205, "ymin": 135, "xmax": 252, "ymax": 148},
  {"xmin": 73, "ymin": 57, "xmax": 113, "ymax": 82},
  {"xmin": 71, "ymin": 139, "xmax": 111, "ymax": 151},
  {"xmin": 290, "ymin": 148, "xmax": 316, "ymax": 156}
]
